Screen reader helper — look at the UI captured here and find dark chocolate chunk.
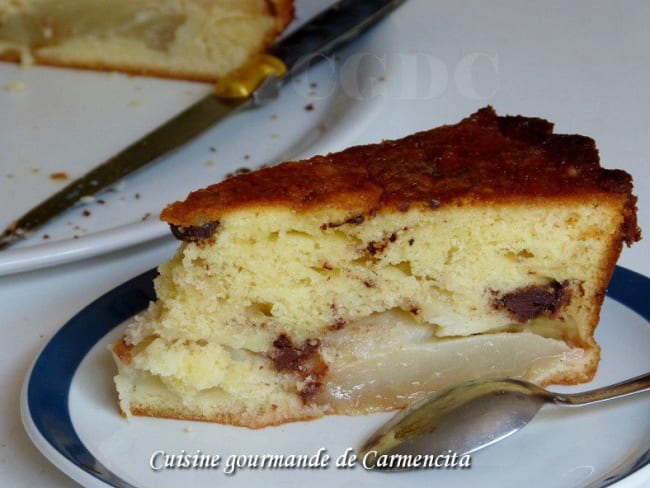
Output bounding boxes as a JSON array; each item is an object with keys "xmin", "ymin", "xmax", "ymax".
[
  {"xmin": 367, "ymin": 241, "xmax": 380, "ymax": 255},
  {"xmin": 272, "ymin": 334, "xmax": 320, "ymax": 372},
  {"xmin": 271, "ymin": 334, "xmax": 328, "ymax": 402},
  {"xmin": 494, "ymin": 280, "xmax": 570, "ymax": 322},
  {"xmin": 321, "ymin": 215, "xmax": 365, "ymax": 230},
  {"xmin": 345, "ymin": 215, "xmax": 365, "ymax": 225},
  {"xmin": 169, "ymin": 221, "xmax": 219, "ymax": 242},
  {"xmin": 366, "ymin": 238, "xmax": 391, "ymax": 256}
]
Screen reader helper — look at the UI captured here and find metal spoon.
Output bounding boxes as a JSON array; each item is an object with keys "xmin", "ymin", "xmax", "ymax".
[{"xmin": 360, "ymin": 372, "xmax": 650, "ymax": 469}]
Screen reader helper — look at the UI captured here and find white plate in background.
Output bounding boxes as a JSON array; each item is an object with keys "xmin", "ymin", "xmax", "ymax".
[{"xmin": 0, "ymin": 0, "xmax": 397, "ymax": 275}]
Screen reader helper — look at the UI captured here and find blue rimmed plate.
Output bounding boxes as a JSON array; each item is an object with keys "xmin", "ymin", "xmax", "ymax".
[{"xmin": 21, "ymin": 267, "xmax": 650, "ymax": 488}]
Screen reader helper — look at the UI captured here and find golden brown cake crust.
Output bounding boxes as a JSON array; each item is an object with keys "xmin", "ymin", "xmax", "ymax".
[{"xmin": 161, "ymin": 106, "xmax": 641, "ymax": 245}]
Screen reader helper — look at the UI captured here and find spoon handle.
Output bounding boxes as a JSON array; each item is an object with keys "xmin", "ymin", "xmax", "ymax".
[{"xmin": 553, "ymin": 372, "xmax": 650, "ymax": 406}]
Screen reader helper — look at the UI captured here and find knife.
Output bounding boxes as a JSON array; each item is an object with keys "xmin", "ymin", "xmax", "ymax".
[{"xmin": 0, "ymin": 0, "xmax": 405, "ymax": 250}]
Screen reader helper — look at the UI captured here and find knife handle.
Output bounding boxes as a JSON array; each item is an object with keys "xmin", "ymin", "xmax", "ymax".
[
  {"xmin": 214, "ymin": 54, "xmax": 287, "ymax": 99},
  {"xmin": 270, "ymin": 0, "xmax": 405, "ymax": 75}
]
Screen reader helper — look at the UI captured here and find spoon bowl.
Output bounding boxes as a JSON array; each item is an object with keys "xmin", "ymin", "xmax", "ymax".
[{"xmin": 360, "ymin": 372, "xmax": 650, "ymax": 470}]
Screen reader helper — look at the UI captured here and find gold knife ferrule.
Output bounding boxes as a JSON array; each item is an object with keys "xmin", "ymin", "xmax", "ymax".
[{"xmin": 214, "ymin": 54, "xmax": 287, "ymax": 99}]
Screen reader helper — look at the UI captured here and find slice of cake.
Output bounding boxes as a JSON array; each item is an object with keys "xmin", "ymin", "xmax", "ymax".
[
  {"xmin": 0, "ymin": 0, "xmax": 293, "ymax": 81},
  {"xmin": 112, "ymin": 106, "xmax": 640, "ymax": 427}
]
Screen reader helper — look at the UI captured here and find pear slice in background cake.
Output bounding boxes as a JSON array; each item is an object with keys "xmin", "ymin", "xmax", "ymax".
[{"xmin": 0, "ymin": 0, "xmax": 293, "ymax": 81}]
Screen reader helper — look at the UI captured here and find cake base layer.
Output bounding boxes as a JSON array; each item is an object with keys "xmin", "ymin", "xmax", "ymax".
[{"xmin": 113, "ymin": 309, "xmax": 590, "ymax": 427}]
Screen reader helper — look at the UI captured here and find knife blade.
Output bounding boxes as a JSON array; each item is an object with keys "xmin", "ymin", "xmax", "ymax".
[{"xmin": 0, "ymin": 0, "xmax": 405, "ymax": 250}]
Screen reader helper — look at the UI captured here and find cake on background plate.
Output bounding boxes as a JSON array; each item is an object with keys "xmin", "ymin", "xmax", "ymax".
[
  {"xmin": 112, "ymin": 106, "xmax": 640, "ymax": 428},
  {"xmin": 0, "ymin": 0, "xmax": 293, "ymax": 81}
]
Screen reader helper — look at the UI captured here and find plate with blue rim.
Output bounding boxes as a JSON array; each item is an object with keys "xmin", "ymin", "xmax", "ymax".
[{"xmin": 21, "ymin": 266, "xmax": 650, "ymax": 488}]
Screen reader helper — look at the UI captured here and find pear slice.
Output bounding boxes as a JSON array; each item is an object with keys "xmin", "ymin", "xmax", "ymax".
[
  {"xmin": 317, "ymin": 310, "xmax": 578, "ymax": 413},
  {"xmin": 0, "ymin": 0, "xmax": 184, "ymax": 51}
]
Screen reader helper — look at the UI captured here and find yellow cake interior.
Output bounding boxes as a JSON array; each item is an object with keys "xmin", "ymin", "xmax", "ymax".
[{"xmin": 113, "ymin": 199, "xmax": 627, "ymax": 427}]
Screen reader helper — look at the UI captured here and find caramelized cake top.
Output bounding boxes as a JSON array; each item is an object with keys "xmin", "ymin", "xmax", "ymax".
[{"xmin": 161, "ymin": 106, "xmax": 640, "ymax": 244}]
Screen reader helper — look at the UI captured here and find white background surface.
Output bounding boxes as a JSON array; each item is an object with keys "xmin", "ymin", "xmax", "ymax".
[{"xmin": 1, "ymin": 0, "xmax": 649, "ymax": 486}]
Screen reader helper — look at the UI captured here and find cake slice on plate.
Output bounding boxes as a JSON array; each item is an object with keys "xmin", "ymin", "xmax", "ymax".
[
  {"xmin": 0, "ymin": 0, "xmax": 293, "ymax": 81},
  {"xmin": 112, "ymin": 106, "xmax": 640, "ymax": 427}
]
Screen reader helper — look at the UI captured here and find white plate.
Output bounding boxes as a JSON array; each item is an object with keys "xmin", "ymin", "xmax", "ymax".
[
  {"xmin": 21, "ymin": 266, "xmax": 650, "ymax": 488},
  {"xmin": 0, "ymin": 1, "xmax": 397, "ymax": 275}
]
